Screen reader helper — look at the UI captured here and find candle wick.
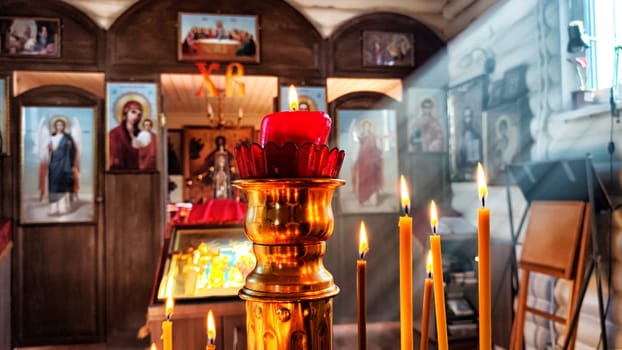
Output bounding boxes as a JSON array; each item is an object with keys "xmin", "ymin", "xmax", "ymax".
[
  {"xmin": 482, "ymin": 196, "xmax": 485, "ymax": 207},
  {"xmin": 433, "ymin": 226, "xmax": 436, "ymax": 234},
  {"xmin": 360, "ymin": 251, "xmax": 365, "ymax": 260},
  {"xmin": 166, "ymin": 314, "xmax": 172, "ymax": 321},
  {"xmin": 428, "ymin": 272, "xmax": 432, "ymax": 279},
  {"xmin": 404, "ymin": 204, "xmax": 409, "ymax": 216}
]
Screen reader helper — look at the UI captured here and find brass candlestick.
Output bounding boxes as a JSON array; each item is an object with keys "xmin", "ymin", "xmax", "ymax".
[{"xmin": 234, "ymin": 178, "xmax": 344, "ymax": 350}]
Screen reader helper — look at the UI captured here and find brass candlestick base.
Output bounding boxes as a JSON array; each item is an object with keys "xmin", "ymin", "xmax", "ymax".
[{"xmin": 234, "ymin": 179, "xmax": 344, "ymax": 350}]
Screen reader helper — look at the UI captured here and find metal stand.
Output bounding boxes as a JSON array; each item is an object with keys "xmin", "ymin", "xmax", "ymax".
[
  {"xmin": 234, "ymin": 179, "xmax": 344, "ymax": 350},
  {"xmin": 505, "ymin": 158, "xmax": 612, "ymax": 349}
]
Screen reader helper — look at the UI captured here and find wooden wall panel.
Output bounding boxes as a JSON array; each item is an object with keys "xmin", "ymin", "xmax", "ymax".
[
  {"xmin": 0, "ymin": 0, "xmax": 104, "ymax": 71},
  {"xmin": 14, "ymin": 225, "xmax": 101, "ymax": 344},
  {"xmin": 107, "ymin": 0, "xmax": 324, "ymax": 78},
  {"xmin": 328, "ymin": 12, "xmax": 445, "ymax": 78},
  {"xmin": 104, "ymin": 173, "xmax": 160, "ymax": 345}
]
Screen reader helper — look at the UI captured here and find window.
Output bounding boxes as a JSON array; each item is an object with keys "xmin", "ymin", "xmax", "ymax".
[{"xmin": 585, "ymin": 0, "xmax": 622, "ymax": 90}]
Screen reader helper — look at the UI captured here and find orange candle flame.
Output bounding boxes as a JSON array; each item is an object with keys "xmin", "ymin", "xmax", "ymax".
[
  {"xmin": 288, "ymin": 84, "xmax": 299, "ymax": 111},
  {"xmin": 165, "ymin": 296, "xmax": 174, "ymax": 319},
  {"xmin": 400, "ymin": 175, "xmax": 410, "ymax": 214},
  {"xmin": 430, "ymin": 200, "xmax": 438, "ymax": 233},
  {"xmin": 477, "ymin": 162, "xmax": 488, "ymax": 206},
  {"xmin": 207, "ymin": 310, "xmax": 216, "ymax": 344},
  {"xmin": 358, "ymin": 221, "xmax": 369, "ymax": 259},
  {"xmin": 426, "ymin": 250, "xmax": 433, "ymax": 276}
]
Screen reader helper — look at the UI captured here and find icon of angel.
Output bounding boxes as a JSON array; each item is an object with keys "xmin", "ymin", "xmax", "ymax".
[{"xmin": 36, "ymin": 115, "xmax": 82, "ymax": 216}]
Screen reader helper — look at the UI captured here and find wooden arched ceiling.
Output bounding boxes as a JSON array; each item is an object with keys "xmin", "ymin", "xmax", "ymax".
[{"xmin": 61, "ymin": 0, "xmax": 499, "ymax": 39}]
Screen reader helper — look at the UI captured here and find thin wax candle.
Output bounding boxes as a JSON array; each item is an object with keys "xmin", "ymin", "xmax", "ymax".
[
  {"xmin": 429, "ymin": 201, "xmax": 448, "ymax": 350},
  {"xmin": 399, "ymin": 175, "xmax": 413, "ymax": 350},
  {"xmin": 477, "ymin": 163, "xmax": 491, "ymax": 350},
  {"xmin": 162, "ymin": 296, "xmax": 174, "ymax": 350},
  {"xmin": 357, "ymin": 221, "xmax": 369, "ymax": 350},
  {"xmin": 420, "ymin": 251, "xmax": 433, "ymax": 350}
]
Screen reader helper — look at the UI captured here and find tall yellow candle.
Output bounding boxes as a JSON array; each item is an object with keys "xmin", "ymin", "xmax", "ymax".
[
  {"xmin": 477, "ymin": 163, "xmax": 491, "ymax": 350},
  {"xmin": 207, "ymin": 309, "xmax": 216, "ymax": 350},
  {"xmin": 399, "ymin": 175, "xmax": 413, "ymax": 350},
  {"xmin": 162, "ymin": 296, "xmax": 174, "ymax": 350},
  {"xmin": 429, "ymin": 201, "xmax": 448, "ymax": 350},
  {"xmin": 420, "ymin": 251, "xmax": 433, "ymax": 350},
  {"xmin": 357, "ymin": 221, "xmax": 369, "ymax": 350}
]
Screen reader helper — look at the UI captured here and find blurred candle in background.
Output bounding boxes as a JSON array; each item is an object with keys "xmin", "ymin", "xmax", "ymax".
[
  {"xmin": 162, "ymin": 296, "xmax": 174, "ymax": 350},
  {"xmin": 207, "ymin": 309, "xmax": 216, "ymax": 350}
]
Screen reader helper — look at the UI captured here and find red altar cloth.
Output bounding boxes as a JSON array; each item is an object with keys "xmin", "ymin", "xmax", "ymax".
[{"xmin": 184, "ymin": 199, "xmax": 247, "ymax": 225}]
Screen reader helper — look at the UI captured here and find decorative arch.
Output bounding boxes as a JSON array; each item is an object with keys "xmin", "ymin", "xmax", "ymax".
[
  {"xmin": 11, "ymin": 84, "xmax": 104, "ymax": 347},
  {"xmin": 107, "ymin": 0, "xmax": 325, "ymax": 78},
  {"xmin": 0, "ymin": 0, "xmax": 105, "ymax": 71},
  {"xmin": 328, "ymin": 90, "xmax": 401, "ymax": 145},
  {"xmin": 328, "ymin": 12, "xmax": 446, "ymax": 78},
  {"xmin": 15, "ymin": 84, "xmax": 100, "ymax": 106}
]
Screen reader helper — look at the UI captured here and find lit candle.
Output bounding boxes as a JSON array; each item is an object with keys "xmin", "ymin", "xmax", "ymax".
[
  {"xmin": 357, "ymin": 221, "xmax": 369, "ymax": 350},
  {"xmin": 259, "ymin": 85, "xmax": 332, "ymax": 146},
  {"xmin": 151, "ymin": 343, "xmax": 157, "ymax": 350},
  {"xmin": 477, "ymin": 163, "xmax": 491, "ymax": 350},
  {"xmin": 429, "ymin": 201, "xmax": 448, "ymax": 350},
  {"xmin": 399, "ymin": 175, "xmax": 413, "ymax": 350},
  {"xmin": 207, "ymin": 310, "xmax": 216, "ymax": 350},
  {"xmin": 162, "ymin": 296, "xmax": 174, "ymax": 350},
  {"xmin": 420, "ymin": 251, "xmax": 433, "ymax": 350}
]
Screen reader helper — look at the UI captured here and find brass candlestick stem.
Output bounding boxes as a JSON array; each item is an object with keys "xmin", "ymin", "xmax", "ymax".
[{"xmin": 234, "ymin": 178, "xmax": 344, "ymax": 350}]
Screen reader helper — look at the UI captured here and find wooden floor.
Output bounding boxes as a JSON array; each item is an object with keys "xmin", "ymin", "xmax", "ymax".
[{"xmin": 16, "ymin": 322, "xmax": 478, "ymax": 350}]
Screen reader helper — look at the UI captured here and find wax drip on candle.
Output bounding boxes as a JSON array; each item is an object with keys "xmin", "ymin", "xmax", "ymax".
[
  {"xmin": 399, "ymin": 175, "xmax": 410, "ymax": 215},
  {"xmin": 477, "ymin": 162, "xmax": 488, "ymax": 208},
  {"xmin": 359, "ymin": 221, "xmax": 369, "ymax": 260},
  {"xmin": 430, "ymin": 200, "xmax": 438, "ymax": 234}
]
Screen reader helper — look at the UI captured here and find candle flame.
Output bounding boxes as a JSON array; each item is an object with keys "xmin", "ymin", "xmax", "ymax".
[
  {"xmin": 207, "ymin": 310, "xmax": 216, "ymax": 343},
  {"xmin": 429, "ymin": 200, "xmax": 438, "ymax": 231},
  {"xmin": 288, "ymin": 84, "xmax": 298, "ymax": 111},
  {"xmin": 426, "ymin": 250, "xmax": 433, "ymax": 275},
  {"xmin": 150, "ymin": 343, "xmax": 156, "ymax": 350},
  {"xmin": 358, "ymin": 221, "xmax": 369, "ymax": 257},
  {"xmin": 165, "ymin": 296, "xmax": 174, "ymax": 317},
  {"xmin": 477, "ymin": 162, "xmax": 488, "ymax": 203},
  {"xmin": 399, "ymin": 175, "xmax": 410, "ymax": 212}
]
